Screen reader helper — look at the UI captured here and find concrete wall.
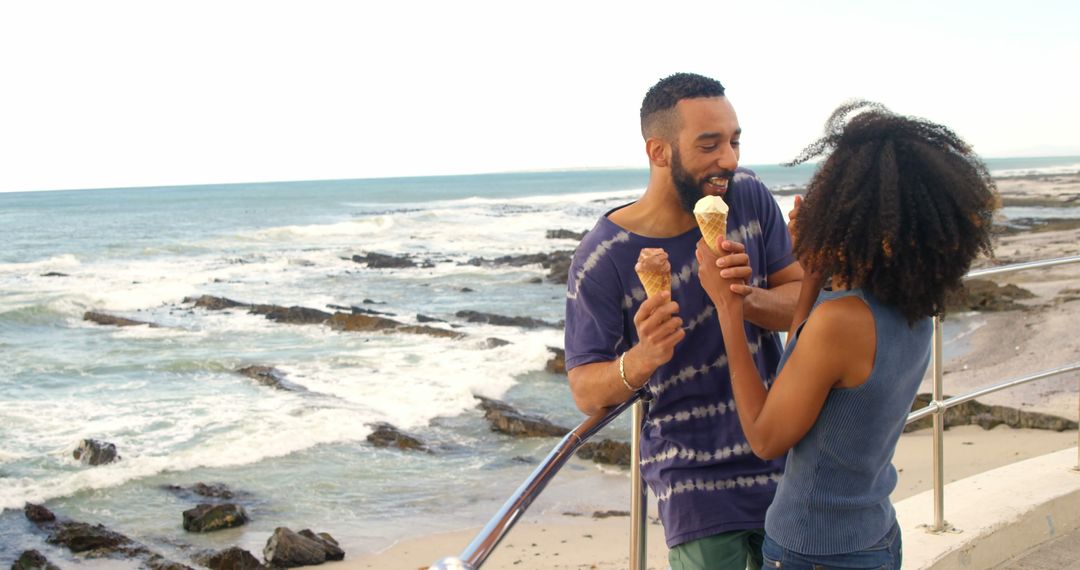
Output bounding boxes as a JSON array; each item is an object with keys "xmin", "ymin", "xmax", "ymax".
[{"xmin": 896, "ymin": 447, "xmax": 1080, "ymax": 569}]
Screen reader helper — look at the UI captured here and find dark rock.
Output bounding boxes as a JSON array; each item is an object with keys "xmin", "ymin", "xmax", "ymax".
[
  {"xmin": 351, "ymin": 252, "xmax": 417, "ymax": 269},
  {"xmin": 237, "ymin": 366, "xmax": 306, "ymax": 392},
  {"xmin": 192, "ymin": 546, "xmax": 263, "ymax": 570},
  {"xmin": 191, "ymin": 482, "xmax": 236, "ymax": 500},
  {"xmin": 361, "ymin": 299, "xmax": 385, "ymax": 304},
  {"xmin": 455, "ymin": 310, "xmax": 561, "ymax": 329},
  {"xmin": 298, "ymin": 530, "xmax": 344, "ymax": 561},
  {"xmin": 463, "ymin": 250, "xmax": 573, "ymax": 284},
  {"xmin": 329, "ymin": 313, "xmax": 465, "ymax": 339},
  {"xmin": 576, "ymin": 439, "xmax": 631, "ymax": 467},
  {"xmin": 592, "ymin": 510, "xmax": 631, "ymax": 518},
  {"xmin": 182, "ymin": 503, "xmax": 249, "ymax": 533},
  {"xmin": 23, "ymin": 503, "xmax": 56, "ymax": 525},
  {"xmin": 186, "ymin": 296, "xmax": 331, "ymax": 325},
  {"xmin": 327, "ymin": 304, "xmax": 395, "ymax": 317},
  {"xmin": 945, "ymin": 279, "xmax": 1036, "ymax": 313},
  {"xmin": 351, "ymin": 307, "xmax": 396, "ymax": 317},
  {"xmin": 249, "ymin": 304, "xmax": 332, "ymax": 325},
  {"xmin": 263, "ymin": 527, "xmax": 344, "ymax": 567},
  {"xmin": 460, "ymin": 287, "xmax": 475, "ymax": 293},
  {"xmin": 474, "ymin": 396, "xmax": 570, "ymax": 438},
  {"xmin": 184, "ymin": 295, "xmax": 247, "ymax": 310},
  {"xmin": 10, "ymin": 550, "xmax": 60, "ymax": 570},
  {"xmin": 417, "ymin": 314, "xmax": 445, "ymax": 323},
  {"xmin": 83, "ymin": 311, "xmax": 156, "ymax": 328},
  {"xmin": 366, "ymin": 423, "xmax": 427, "ymax": 452},
  {"xmin": 545, "ymin": 252, "xmax": 573, "ymax": 284},
  {"xmin": 73, "ymin": 439, "xmax": 120, "ymax": 466},
  {"xmin": 906, "ymin": 393, "xmax": 1079, "ymax": 433},
  {"xmin": 546, "ymin": 347, "xmax": 566, "ymax": 374},
  {"xmin": 546, "ymin": 229, "xmax": 588, "ymax": 241},
  {"xmin": 46, "ymin": 521, "xmax": 132, "ymax": 553},
  {"xmin": 484, "ymin": 338, "xmax": 512, "ymax": 349},
  {"xmin": 40, "ymin": 272, "xmax": 69, "ymax": 278},
  {"xmin": 162, "ymin": 482, "xmax": 238, "ymax": 502}
]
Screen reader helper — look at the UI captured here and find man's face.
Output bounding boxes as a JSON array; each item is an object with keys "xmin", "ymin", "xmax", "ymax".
[{"xmin": 668, "ymin": 97, "xmax": 741, "ymax": 213}]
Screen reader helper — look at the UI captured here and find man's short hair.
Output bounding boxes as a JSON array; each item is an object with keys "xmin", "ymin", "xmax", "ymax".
[{"xmin": 640, "ymin": 73, "xmax": 727, "ymax": 140}]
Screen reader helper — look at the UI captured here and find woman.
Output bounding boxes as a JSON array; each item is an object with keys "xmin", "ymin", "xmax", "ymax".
[{"xmin": 697, "ymin": 100, "xmax": 997, "ymax": 569}]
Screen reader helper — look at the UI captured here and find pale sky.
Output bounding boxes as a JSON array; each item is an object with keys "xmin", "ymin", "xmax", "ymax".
[{"xmin": 2, "ymin": 0, "xmax": 1078, "ymax": 193}]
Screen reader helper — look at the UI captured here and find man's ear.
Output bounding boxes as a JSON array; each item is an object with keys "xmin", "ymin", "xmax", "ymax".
[{"xmin": 646, "ymin": 138, "xmax": 670, "ymax": 168}]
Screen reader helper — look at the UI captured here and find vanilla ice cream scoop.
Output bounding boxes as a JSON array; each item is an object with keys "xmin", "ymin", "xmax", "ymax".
[{"xmin": 694, "ymin": 196, "xmax": 729, "ymax": 255}]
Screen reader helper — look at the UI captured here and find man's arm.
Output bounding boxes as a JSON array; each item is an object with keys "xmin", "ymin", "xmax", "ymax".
[
  {"xmin": 740, "ymin": 261, "xmax": 804, "ymax": 331},
  {"xmin": 567, "ymin": 292, "xmax": 683, "ymax": 416}
]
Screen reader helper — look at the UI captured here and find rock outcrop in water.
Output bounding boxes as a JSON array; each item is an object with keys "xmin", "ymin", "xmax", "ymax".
[
  {"xmin": 24, "ymin": 503, "xmax": 56, "ymax": 524},
  {"xmin": 182, "ymin": 503, "xmax": 249, "ymax": 533},
  {"xmin": 546, "ymin": 229, "xmax": 588, "ymax": 241},
  {"xmin": 906, "ymin": 393, "xmax": 1079, "ymax": 432},
  {"xmin": 163, "ymin": 482, "xmax": 239, "ymax": 501},
  {"xmin": 185, "ymin": 295, "xmax": 462, "ymax": 339},
  {"xmin": 83, "ymin": 311, "xmax": 158, "ymax": 327},
  {"xmin": 455, "ymin": 310, "xmax": 563, "ymax": 329},
  {"xmin": 263, "ymin": 527, "xmax": 344, "ymax": 567},
  {"xmin": 464, "ymin": 250, "xmax": 574, "ymax": 284},
  {"xmin": 10, "ymin": 550, "xmax": 61, "ymax": 570},
  {"xmin": 366, "ymin": 422, "xmax": 428, "ymax": 452},
  {"xmin": 945, "ymin": 279, "xmax": 1037, "ymax": 313},
  {"xmin": 546, "ymin": 347, "xmax": 566, "ymax": 374},
  {"xmin": 328, "ymin": 313, "xmax": 464, "ymax": 339},
  {"xmin": 576, "ymin": 439, "xmax": 632, "ymax": 467},
  {"xmin": 191, "ymin": 547, "xmax": 263, "ymax": 570},
  {"xmin": 237, "ymin": 366, "xmax": 307, "ymax": 392},
  {"xmin": 73, "ymin": 438, "xmax": 120, "ymax": 466},
  {"xmin": 351, "ymin": 252, "xmax": 433, "ymax": 269},
  {"xmin": 475, "ymin": 396, "xmax": 570, "ymax": 438},
  {"xmin": 23, "ymin": 503, "xmax": 190, "ymax": 568}
]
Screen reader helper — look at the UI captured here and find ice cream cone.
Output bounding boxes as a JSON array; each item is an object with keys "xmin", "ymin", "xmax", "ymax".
[
  {"xmin": 635, "ymin": 248, "xmax": 671, "ymax": 299},
  {"xmin": 694, "ymin": 196, "xmax": 729, "ymax": 255}
]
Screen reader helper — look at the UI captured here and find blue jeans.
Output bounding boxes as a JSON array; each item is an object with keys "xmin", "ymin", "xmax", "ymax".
[{"xmin": 761, "ymin": 522, "xmax": 901, "ymax": 569}]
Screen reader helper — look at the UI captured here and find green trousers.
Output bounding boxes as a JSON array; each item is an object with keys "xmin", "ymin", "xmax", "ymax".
[{"xmin": 668, "ymin": 529, "xmax": 765, "ymax": 570}]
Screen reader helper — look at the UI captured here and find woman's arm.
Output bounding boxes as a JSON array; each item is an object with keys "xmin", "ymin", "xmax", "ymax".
[{"xmin": 697, "ymin": 240, "xmax": 874, "ymax": 459}]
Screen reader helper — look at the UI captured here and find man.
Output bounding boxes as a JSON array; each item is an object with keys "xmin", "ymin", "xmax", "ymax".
[{"xmin": 564, "ymin": 73, "xmax": 803, "ymax": 569}]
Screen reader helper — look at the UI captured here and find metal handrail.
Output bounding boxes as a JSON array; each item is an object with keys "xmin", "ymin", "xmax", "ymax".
[
  {"xmin": 919, "ymin": 253, "xmax": 1080, "ymax": 533},
  {"xmin": 429, "ymin": 392, "xmax": 645, "ymax": 570},
  {"xmin": 430, "ymin": 254, "xmax": 1080, "ymax": 568},
  {"xmin": 906, "ymin": 363, "xmax": 1080, "ymax": 425}
]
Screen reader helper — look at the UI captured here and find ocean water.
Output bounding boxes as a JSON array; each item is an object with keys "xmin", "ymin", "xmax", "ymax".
[{"xmin": 1, "ymin": 157, "xmax": 1077, "ymax": 565}]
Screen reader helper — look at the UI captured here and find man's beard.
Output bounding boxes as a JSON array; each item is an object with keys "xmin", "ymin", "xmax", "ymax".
[{"xmin": 671, "ymin": 145, "xmax": 734, "ymax": 214}]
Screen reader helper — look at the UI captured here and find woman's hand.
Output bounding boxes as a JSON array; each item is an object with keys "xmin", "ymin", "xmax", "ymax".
[{"xmin": 696, "ymin": 239, "xmax": 751, "ymax": 314}]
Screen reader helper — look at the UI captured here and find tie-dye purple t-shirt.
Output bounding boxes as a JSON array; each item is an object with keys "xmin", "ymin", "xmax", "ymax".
[{"xmin": 564, "ymin": 168, "xmax": 795, "ymax": 548}]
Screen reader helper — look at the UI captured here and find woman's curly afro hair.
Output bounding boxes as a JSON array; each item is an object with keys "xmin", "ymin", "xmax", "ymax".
[{"xmin": 789, "ymin": 100, "xmax": 998, "ymax": 323}]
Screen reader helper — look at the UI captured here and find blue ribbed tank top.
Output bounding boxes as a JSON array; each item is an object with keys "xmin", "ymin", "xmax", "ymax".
[{"xmin": 764, "ymin": 288, "xmax": 932, "ymax": 555}]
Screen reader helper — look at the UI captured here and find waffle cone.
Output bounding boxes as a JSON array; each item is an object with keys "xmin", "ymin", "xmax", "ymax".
[
  {"xmin": 696, "ymin": 212, "xmax": 728, "ymax": 255},
  {"xmin": 636, "ymin": 269, "xmax": 671, "ymax": 298}
]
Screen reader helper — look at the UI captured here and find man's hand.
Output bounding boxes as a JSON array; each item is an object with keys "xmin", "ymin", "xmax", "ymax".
[
  {"xmin": 788, "ymin": 195, "xmax": 803, "ymax": 249},
  {"xmin": 632, "ymin": 291, "xmax": 685, "ymax": 371},
  {"xmin": 697, "ymin": 239, "xmax": 752, "ymax": 311}
]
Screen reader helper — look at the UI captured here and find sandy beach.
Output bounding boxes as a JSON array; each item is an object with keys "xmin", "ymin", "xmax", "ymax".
[{"xmin": 342, "ymin": 173, "xmax": 1080, "ymax": 570}]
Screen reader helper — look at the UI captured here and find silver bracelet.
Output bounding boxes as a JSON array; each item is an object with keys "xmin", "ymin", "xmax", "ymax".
[{"xmin": 619, "ymin": 352, "xmax": 636, "ymax": 392}]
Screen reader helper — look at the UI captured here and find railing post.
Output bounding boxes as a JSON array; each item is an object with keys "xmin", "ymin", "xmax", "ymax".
[
  {"xmin": 629, "ymin": 399, "xmax": 648, "ymax": 569},
  {"xmin": 932, "ymin": 316, "xmax": 946, "ymax": 532}
]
